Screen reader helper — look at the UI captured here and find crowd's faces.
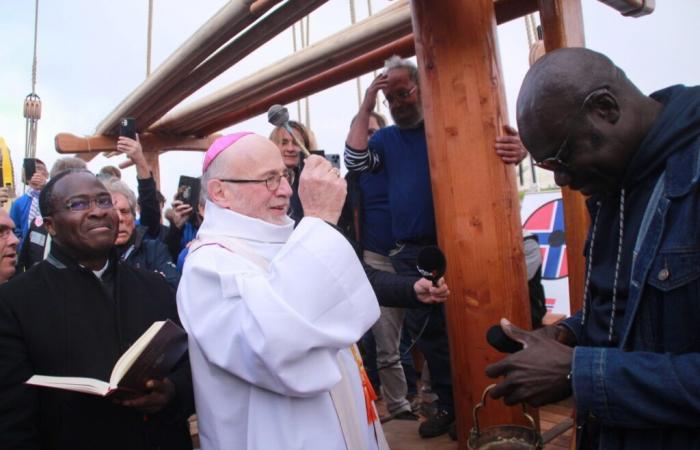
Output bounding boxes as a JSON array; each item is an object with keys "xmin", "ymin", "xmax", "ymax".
[
  {"xmin": 0, "ymin": 213, "xmax": 18, "ymax": 283},
  {"xmin": 112, "ymin": 192, "xmax": 136, "ymax": 246},
  {"xmin": 384, "ymin": 68, "xmax": 423, "ymax": 129},
  {"xmin": 275, "ymin": 127, "xmax": 304, "ymax": 169},
  {"xmin": 223, "ymin": 142, "xmax": 293, "ymax": 225},
  {"xmin": 44, "ymin": 173, "xmax": 118, "ymax": 262}
]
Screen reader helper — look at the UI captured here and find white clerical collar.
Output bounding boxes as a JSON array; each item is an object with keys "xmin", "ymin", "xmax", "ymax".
[
  {"xmin": 89, "ymin": 260, "xmax": 110, "ymax": 280},
  {"xmin": 198, "ymin": 200, "xmax": 294, "ymax": 244}
]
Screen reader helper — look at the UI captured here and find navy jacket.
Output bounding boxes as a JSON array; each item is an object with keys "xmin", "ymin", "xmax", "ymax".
[
  {"xmin": 119, "ymin": 226, "xmax": 180, "ymax": 288},
  {"xmin": 564, "ymin": 85, "xmax": 700, "ymax": 450}
]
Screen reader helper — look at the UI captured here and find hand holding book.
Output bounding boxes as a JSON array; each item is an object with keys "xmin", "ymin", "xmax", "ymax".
[{"xmin": 114, "ymin": 378, "xmax": 176, "ymax": 414}]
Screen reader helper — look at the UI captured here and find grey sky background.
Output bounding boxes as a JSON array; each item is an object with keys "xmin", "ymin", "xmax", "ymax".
[{"xmin": 0, "ymin": 0, "xmax": 698, "ymax": 203}]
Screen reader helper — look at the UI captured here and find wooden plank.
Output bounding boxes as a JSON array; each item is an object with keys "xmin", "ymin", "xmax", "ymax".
[
  {"xmin": 410, "ymin": 0, "xmax": 533, "ymax": 446},
  {"xmin": 95, "ymin": 0, "xmax": 281, "ymax": 136},
  {"xmin": 151, "ymin": 1, "xmax": 412, "ymax": 135},
  {"xmin": 133, "ymin": 0, "xmax": 328, "ymax": 130},
  {"xmin": 194, "ymin": 34, "xmax": 415, "ymax": 135}
]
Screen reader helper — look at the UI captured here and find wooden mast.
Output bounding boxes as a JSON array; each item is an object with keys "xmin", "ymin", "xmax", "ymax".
[
  {"xmin": 538, "ymin": 0, "xmax": 589, "ymax": 315},
  {"xmin": 410, "ymin": 0, "xmax": 532, "ymax": 445}
]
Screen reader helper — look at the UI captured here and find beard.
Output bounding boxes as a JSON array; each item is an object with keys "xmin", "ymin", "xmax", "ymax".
[{"xmin": 391, "ymin": 103, "xmax": 424, "ymax": 129}]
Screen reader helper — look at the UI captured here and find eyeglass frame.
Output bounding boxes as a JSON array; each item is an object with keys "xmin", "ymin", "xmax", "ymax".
[
  {"xmin": 61, "ymin": 193, "xmax": 115, "ymax": 213},
  {"xmin": 534, "ymin": 87, "xmax": 610, "ymax": 172},
  {"xmin": 218, "ymin": 168, "xmax": 295, "ymax": 192},
  {"xmin": 382, "ymin": 85, "xmax": 418, "ymax": 108}
]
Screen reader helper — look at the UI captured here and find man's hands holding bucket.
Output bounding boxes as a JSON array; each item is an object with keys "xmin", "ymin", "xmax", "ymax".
[{"xmin": 485, "ymin": 319, "xmax": 575, "ymax": 407}]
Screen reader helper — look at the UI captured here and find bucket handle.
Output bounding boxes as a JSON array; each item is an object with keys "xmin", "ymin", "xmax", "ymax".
[{"xmin": 472, "ymin": 384, "xmax": 538, "ymax": 439}]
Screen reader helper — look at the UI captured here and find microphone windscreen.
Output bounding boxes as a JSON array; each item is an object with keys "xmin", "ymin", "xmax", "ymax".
[
  {"xmin": 416, "ymin": 246, "xmax": 446, "ymax": 281},
  {"xmin": 267, "ymin": 104, "xmax": 289, "ymax": 127},
  {"xmin": 486, "ymin": 324, "xmax": 523, "ymax": 354}
]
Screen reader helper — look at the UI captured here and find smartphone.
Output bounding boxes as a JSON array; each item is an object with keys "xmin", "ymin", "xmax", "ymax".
[
  {"xmin": 119, "ymin": 117, "xmax": 136, "ymax": 140},
  {"xmin": 23, "ymin": 158, "xmax": 37, "ymax": 183},
  {"xmin": 309, "ymin": 150, "xmax": 340, "ymax": 169},
  {"xmin": 175, "ymin": 176, "xmax": 201, "ymax": 211}
]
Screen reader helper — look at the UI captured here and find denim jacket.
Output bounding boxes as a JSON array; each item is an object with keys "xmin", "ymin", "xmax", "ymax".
[{"xmin": 565, "ymin": 136, "xmax": 700, "ymax": 449}]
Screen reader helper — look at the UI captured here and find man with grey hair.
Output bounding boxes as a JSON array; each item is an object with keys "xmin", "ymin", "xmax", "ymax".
[
  {"xmin": 345, "ymin": 55, "xmax": 528, "ymax": 438},
  {"xmin": 178, "ymin": 132, "xmax": 388, "ymax": 450}
]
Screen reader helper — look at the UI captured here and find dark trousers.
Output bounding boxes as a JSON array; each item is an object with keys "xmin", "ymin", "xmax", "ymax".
[{"xmin": 390, "ymin": 242, "xmax": 454, "ymax": 413}]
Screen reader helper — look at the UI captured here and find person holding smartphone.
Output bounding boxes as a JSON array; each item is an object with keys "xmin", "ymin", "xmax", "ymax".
[{"xmin": 10, "ymin": 158, "xmax": 48, "ymax": 253}]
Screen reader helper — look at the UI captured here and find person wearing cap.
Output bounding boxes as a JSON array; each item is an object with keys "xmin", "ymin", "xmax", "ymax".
[{"xmin": 177, "ymin": 132, "xmax": 389, "ymax": 450}]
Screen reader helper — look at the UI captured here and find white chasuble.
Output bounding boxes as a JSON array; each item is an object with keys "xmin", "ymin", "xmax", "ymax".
[{"xmin": 177, "ymin": 202, "xmax": 385, "ymax": 450}]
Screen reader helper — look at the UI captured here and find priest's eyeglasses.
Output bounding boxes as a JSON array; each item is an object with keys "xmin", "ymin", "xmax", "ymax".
[
  {"xmin": 383, "ymin": 86, "xmax": 417, "ymax": 107},
  {"xmin": 534, "ymin": 87, "xmax": 609, "ymax": 172},
  {"xmin": 219, "ymin": 169, "xmax": 295, "ymax": 191},
  {"xmin": 64, "ymin": 194, "xmax": 114, "ymax": 212}
]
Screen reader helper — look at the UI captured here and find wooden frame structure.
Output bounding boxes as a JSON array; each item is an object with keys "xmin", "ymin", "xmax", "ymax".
[{"xmin": 54, "ymin": 1, "xmax": 654, "ymax": 447}]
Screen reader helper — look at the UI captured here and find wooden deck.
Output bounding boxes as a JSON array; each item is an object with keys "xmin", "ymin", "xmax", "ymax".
[
  {"xmin": 189, "ymin": 396, "xmax": 574, "ymax": 450},
  {"xmin": 381, "ymin": 397, "xmax": 574, "ymax": 450}
]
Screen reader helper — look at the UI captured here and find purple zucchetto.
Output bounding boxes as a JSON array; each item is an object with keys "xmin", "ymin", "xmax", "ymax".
[{"xmin": 202, "ymin": 131, "xmax": 255, "ymax": 172}]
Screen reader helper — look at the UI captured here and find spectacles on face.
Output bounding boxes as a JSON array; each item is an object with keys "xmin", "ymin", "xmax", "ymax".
[
  {"xmin": 0, "ymin": 225, "xmax": 13, "ymax": 239},
  {"xmin": 382, "ymin": 86, "xmax": 417, "ymax": 107},
  {"xmin": 219, "ymin": 168, "xmax": 295, "ymax": 192},
  {"xmin": 64, "ymin": 193, "xmax": 114, "ymax": 212},
  {"xmin": 534, "ymin": 87, "xmax": 610, "ymax": 172}
]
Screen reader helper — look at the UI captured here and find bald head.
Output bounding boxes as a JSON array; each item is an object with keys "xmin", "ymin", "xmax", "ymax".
[
  {"xmin": 517, "ymin": 48, "xmax": 627, "ymax": 156},
  {"xmin": 516, "ymin": 48, "xmax": 662, "ymax": 196},
  {"xmin": 203, "ymin": 134, "xmax": 293, "ymax": 224}
]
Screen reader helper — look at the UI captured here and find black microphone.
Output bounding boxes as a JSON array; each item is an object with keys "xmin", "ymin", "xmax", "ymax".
[
  {"xmin": 267, "ymin": 104, "xmax": 309, "ymax": 156},
  {"xmin": 486, "ymin": 324, "xmax": 524, "ymax": 353},
  {"xmin": 416, "ymin": 246, "xmax": 446, "ymax": 287}
]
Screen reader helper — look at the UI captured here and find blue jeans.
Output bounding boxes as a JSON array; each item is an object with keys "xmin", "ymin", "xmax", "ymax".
[{"xmin": 390, "ymin": 242, "xmax": 454, "ymax": 413}]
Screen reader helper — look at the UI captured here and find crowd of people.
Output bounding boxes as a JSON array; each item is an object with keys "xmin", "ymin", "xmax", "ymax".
[{"xmin": 0, "ymin": 48, "xmax": 697, "ymax": 450}]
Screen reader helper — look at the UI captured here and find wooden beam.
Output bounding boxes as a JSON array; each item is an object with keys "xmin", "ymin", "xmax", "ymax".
[
  {"xmin": 538, "ymin": 0, "xmax": 588, "ymax": 316},
  {"xmin": 195, "ymin": 34, "xmax": 416, "ymax": 135},
  {"xmin": 151, "ymin": 1, "xmax": 412, "ymax": 135},
  {"xmin": 134, "ymin": 0, "xmax": 328, "ymax": 130},
  {"xmin": 56, "ymin": 133, "xmax": 219, "ymax": 154},
  {"xmin": 411, "ymin": 0, "xmax": 532, "ymax": 445},
  {"xmin": 95, "ymin": 0, "xmax": 281, "ymax": 136},
  {"xmin": 150, "ymin": 0, "xmax": 536, "ymax": 136}
]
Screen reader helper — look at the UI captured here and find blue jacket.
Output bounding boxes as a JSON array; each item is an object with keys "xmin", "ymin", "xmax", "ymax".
[
  {"xmin": 565, "ymin": 86, "xmax": 700, "ymax": 450},
  {"xmin": 9, "ymin": 193, "xmax": 33, "ymax": 251},
  {"xmin": 118, "ymin": 227, "xmax": 180, "ymax": 289}
]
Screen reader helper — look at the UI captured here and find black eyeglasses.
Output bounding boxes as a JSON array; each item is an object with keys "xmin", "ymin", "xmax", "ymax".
[
  {"xmin": 219, "ymin": 168, "xmax": 295, "ymax": 192},
  {"xmin": 64, "ymin": 193, "xmax": 114, "ymax": 212},
  {"xmin": 534, "ymin": 87, "xmax": 610, "ymax": 172},
  {"xmin": 382, "ymin": 86, "xmax": 417, "ymax": 107}
]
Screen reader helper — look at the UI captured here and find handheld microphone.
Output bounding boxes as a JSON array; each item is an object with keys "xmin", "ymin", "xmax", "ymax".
[
  {"xmin": 486, "ymin": 324, "xmax": 524, "ymax": 353},
  {"xmin": 416, "ymin": 246, "xmax": 446, "ymax": 287},
  {"xmin": 267, "ymin": 104, "xmax": 310, "ymax": 156}
]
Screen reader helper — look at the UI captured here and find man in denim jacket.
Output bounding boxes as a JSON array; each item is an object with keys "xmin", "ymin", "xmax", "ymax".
[{"xmin": 486, "ymin": 48, "xmax": 700, "ymax": 449}]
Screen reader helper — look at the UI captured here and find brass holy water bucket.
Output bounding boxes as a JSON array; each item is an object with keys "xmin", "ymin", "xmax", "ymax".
[{"xmin": 467, "ymin": 384, "xmax": 543, "ymax": 450}]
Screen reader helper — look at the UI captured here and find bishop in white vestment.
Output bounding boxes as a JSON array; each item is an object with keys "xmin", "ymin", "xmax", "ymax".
[{"xmin": 177, "ymin": 132, "xmax": 385, "ymax": 450}]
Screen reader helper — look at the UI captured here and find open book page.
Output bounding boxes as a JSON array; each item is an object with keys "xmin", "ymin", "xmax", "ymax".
[
  {"xmin": 109, "ymin": 321, "xmax": 164, "ymax": 386},
  {"xmin": 26, "ymin": 375, "xmax": 112, "ymax": 396},
  {"xmin": 25, "ymin": 319, "xmax": 187, "ymax": 396}
]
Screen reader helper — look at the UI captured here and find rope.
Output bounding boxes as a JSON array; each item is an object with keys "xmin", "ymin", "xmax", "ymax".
[
  {"xmin": 146, "ymin": 0, "xmax": 153, "ymax": 77},
  {"xmin": 31, "ymin": 0, "xmax": 39, "ymax": 93},
  {"xmin": 580, "ymin": 201, "xmax": 601, "ymax": 328},
  {"xmin": 303, "ymin": 16, "xmax": 311, "ymax": 129},
  {"xmin": 350, "ymin": 0, "xmax": 362, "ymax": 109},
  {"xmin": 608, "ymin": 189, "xmax": 626, "ymax": 343}
]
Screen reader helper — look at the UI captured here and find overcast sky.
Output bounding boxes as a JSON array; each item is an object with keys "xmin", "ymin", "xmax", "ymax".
[{"xmin": 1, "ymin": 0, "xmax": 698, "ymax": 203}]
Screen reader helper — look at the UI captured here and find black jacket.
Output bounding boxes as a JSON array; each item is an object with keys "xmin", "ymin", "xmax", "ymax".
[
  {"xmin": 0, "ymin": 245, "xmax": 194, "ymax": 450},
  {"xmin": 118, "ymin": 226, "xmax": 180, "ymax": 288}
]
